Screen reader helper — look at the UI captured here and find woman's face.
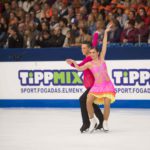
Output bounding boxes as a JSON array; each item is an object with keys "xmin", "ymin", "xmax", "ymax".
[
  {"xmin": 10, "ymin": 12, "xmax": 15, "ymax": 19},
  {"xmin": 129, "ymin": 11, "xmax": 135, "ymax": 19},
  {"xmin": 90, "ymin": 48, "xmax": 98, "ymax": 60},
  {"xmin": 96, "ymin": 21, "xmax": 100, "ymax": 29},
  {"xmin": 24, "ymin": 30, "xmax": 30, "ymax": 36},
  {"xmin": 44, "ymin": 3, "xmax": 49, "ymax": 10},
  {"xmin": 41, "ymin": 23, "xmax": 48, "ymax": 30},
  {"xmin": 88, "ymin": 14, "xmax": 94, "ymax": 22},
  {"xmin": 139, "ymin": 9, "xmax": 145, "ymax": 16},
  {"xmin": 117, "ymin": 8, "xmax": 122, "ymax": 14}
]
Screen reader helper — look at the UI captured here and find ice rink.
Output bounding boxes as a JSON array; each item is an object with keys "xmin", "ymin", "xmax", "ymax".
[{"xmin": 0, "ymin": 108, "xmax": 150, "ymax": 150}]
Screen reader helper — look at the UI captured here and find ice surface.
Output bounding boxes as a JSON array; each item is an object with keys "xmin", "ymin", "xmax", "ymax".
[{"xmin": 0, "ymin": 108, "xmax": 150, "ymax": 150}]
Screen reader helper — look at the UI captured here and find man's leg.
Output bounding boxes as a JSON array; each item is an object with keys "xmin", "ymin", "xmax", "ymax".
[
  {"xmin": 79, "ymin": 88, "xmax": 90, "ymax": 132},
  {"xmin": 93, "ymin": 104, "xmax": 104, "ymax": 129}
]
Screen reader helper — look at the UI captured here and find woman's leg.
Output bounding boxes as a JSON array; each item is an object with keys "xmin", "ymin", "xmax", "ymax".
[
  {"xmin": 103, "ymin": 97, "xmax": 111, "ymax": 120},
  {"xmin": 86, "ymin": 94, "xmax": 96, "ymax": 119},
  {"xmin": 86, "ymin": 94, "xmax": 97, "ymax": 132},
  {"xmin": 103, "ymin": 97, "xmax": 111, "ymax": 131}
]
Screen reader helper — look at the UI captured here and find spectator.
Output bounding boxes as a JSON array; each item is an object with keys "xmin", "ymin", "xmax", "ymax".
[
  {"xmin": 0, "ymin": 23, "xmax": 6, "ymax": 48},
  {"xmin": 19, "ymin": 0, "xmax": 34, "ymax": 13},
  {"xmin": 128, "ymin": 10, "xmax": 136, "ymax": 21},
  {"xmin": 0, "ymin": 16, "xmax": 8, "ymax": 32},
  {"xmin": 11, "ymin": 0, "xmax": 19, "ymax": 13},
  {"xmin": 0, "ymin": 0, "xmax": 150, "ymax": 47},
  {"xmin": 78, "ymin": 20, "xmax": 87, "ymax": 31},
  {"xmin": 87, "ymin": 14, "xmax": 96, "ymax": 35},
  {"xmin": 105, "ymin": 11, "xmax": 116, "ymax": 25},
  {"xmin": 29, "ymin": 10, "xmax": 40, "ymax": 29},
  {"xmin": 6, "ymin": 25, "xmax": 24, "ymax": 48},
  {"xmin": 121, "ymin": 20, "xmax": 138, "ymax": 43},
  {"xmin": 18, "ymin": 22, "xmax": 25, "ymax": 37},
  {"xmin": 70, "ymin": 19, "xmax": 79, "ymax": 38},
  {"xmin": 63, "ymin": 30, "xmax": 75, "ymax": 47},
  {"xmin": 59, "ymin": 17, "xmax": 70, "ymax": 35},
  {"xmin": 75, "ymin": 13, "xmax": 84, "ymax": 24},
  {"xmin": 35, "ymin": 30, "xmax": 51, "ymax": 48},
  {"xmin": 0, "ymin": 2, "xmax": 3, "ymax": 14},
  {"xmin": 24, "ymin": 28, "xmax": 32, "ymax": 48},
  {"xmin": 33, "ymin": 2, "xmax": 42, "ymax": 21},
  {"xmin": 92, "ymin": 20, "xmax": 105, "ymax": 47},
  {"xmin": 16, "ymin": 8, "xmax": 26, "ymax": 24},
  {"xmin": 91, "ymin": 4, "xmax": 100, "ymax": 19},
  {"xmin": 64, "ymin": 6, "xmax": 75, "ymax": 25},
  {"xmin": 107, "ymin": 19, "xmax": 122, "ymax": 43},
  {"xmin": 41, "ymin": 21, "xmax": 49, "ymax": 32},
  {"xmin": 109, "ymin": 0, "xmax": 118, "ymax": 13},
  {"xmin": 24, "ymin": 13, "xmax": 32, "ymax": 28},
  {"xmin": 50, "ymin": 26, "xmax": 65, "ymax": 47},
  {"xmin": 41, "ymin": 2, "xmax": 52, "ymax": 20},
  {"xmin": 135, "ymin": 17, "xmax": 149, "ymax": 43},
  {"xmin": 9, "ymin": 11, "xmax": 19, "ymax": 26},
  {"xmin": 137, "ymin": 7, "xmax": 150, "ymax": 26},
  {"xmin": 28, "ymin": 21, "xmax": 40, "ymax": 48},
  {"xmin": 79, "ymin": 5, "xmax": 88, "ymax": 20},
  {"xmin": 59, "ymin": 0, "xmax": 68, "ymax": 18},
  {"xmin": 75, "ymin": 27, "xmax": 92, "ymax": 46},
  {"xmin": 49, "ymin": 7, "xmax": 59, "ymax": 30},
  {"xmin": 2, "ymin": 2, "xmax": 11, "ymax": 22},
  {"xmin": 116, "ymin": 6, "xmax": 128, "ymax": 28}
]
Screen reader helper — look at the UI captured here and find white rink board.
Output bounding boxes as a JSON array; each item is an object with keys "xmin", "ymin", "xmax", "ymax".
[{"xmin": 0, "ymin": 60, "xmax": 149, "ymax": 100}]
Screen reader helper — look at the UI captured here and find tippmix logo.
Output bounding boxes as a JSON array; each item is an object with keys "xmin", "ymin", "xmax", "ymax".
[
  {"xmin": 18, "ymin": 70, "xmax": 83, "ymax": 86},
  {"xmin": 112, "ymin": 69, "xmax": 150, "ymax": 86}
]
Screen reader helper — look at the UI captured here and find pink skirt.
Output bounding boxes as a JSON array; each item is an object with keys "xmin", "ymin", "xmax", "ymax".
[{"xmin": 88, "ymin": 81, "xmax": 116, "ymax": 105}]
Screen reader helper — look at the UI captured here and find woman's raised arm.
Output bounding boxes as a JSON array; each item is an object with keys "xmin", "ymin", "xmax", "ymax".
[{"xmin": 100, "ymin": 25, "xmax": 112, "ymax": 60}]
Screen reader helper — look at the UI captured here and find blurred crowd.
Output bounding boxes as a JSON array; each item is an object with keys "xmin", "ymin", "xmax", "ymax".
[{"xmin": 0, "ymin": 0, "xmax": 150, "ymax": 48}]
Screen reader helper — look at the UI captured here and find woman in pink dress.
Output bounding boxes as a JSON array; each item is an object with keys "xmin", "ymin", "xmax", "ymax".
[{"xmin": 70, "ymin": 25, "xmax": 116, "ymax": 132}]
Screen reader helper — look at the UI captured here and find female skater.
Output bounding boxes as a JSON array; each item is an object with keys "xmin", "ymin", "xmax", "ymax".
[{"xmin": 68, "ymin": 25, "xmax": 116, "ymax": 132}]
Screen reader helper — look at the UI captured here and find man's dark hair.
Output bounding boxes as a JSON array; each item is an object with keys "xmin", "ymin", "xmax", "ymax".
[
  {"xmin": 128, "ymin": 20, "xmax": 135, "ymax": 26},
  {"xmin": 82, "ymin": 41, "xmax": 91, "ymax": 48},
  {"xmin": 10, "ymin": 25, "xmax": 18, "ymax": 33},
  {"xmin": 59, "ymin": 18, "xmax": 68, "ymax": 26}
]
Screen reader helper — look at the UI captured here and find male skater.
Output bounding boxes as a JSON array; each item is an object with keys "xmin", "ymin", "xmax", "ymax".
[{"xmin": 66, "ymin": 42, "xmax": 103, "ymax": 133}]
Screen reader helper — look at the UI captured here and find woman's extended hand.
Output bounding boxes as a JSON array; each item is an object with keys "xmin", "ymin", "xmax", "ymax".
[
  {"xmin": 66, "ymin": 59, "xmax": 74, "ymax": 65},
  {"xmin": 105, "ymin": 24, "xmax": 113, "ymax": 33}
]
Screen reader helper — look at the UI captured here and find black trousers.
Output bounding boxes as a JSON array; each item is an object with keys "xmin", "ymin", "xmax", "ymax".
[{"xmin": 79, "ymin": 88, "xmax": 103, "ymax": 125}]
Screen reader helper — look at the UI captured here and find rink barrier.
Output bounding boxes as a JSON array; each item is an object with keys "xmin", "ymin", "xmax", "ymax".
[
  {"xmin": 0, "ymin": 44, "xmax": 150, "ymax": 108},
  {"xmin": 0, "ymin": 100, "xmax": 150, "ymax": 108},
  {"xmin": 0, "ymin": 44, "xmax": 150, "ymax": 61}
]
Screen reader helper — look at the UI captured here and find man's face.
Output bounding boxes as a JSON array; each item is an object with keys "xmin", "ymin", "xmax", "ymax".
[
  {"xmin": 9, "ymin": 28, "xmax": 16, "ymax": 36},
  {"xmin": 54, "ymin": 27, "xmax": 60, "ymax": 35},
  {"xmin": 81, "ymin": 44, "xmax": 89, "ymax": 56}
]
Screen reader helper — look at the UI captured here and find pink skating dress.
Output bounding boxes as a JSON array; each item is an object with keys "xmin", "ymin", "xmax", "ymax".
[{"xmin": 88, "ymin": 60, "xmax": 116, "ymax": 105}]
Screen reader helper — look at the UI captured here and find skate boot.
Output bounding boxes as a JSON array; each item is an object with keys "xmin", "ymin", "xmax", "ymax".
[
  {"xmin": 89, "ymin": 117, "xmax": 97, "ymax": 133},
  {"xmin": 80, "ymin": 123, "xmax": 90, "ymax": 133},
  {"xmin": 103, "ymin": 120, "xmax": 109, "ymax": 132},
  {"xmin": 95, "ymin": 123, "xmax": 103, "ymax": 130}
]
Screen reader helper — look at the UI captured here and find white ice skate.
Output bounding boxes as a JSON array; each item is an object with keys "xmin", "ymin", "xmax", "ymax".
[
  {"xmin": 103, "ymin": 120, "xmax": 109, "ymax": 132},
  {"xmin": 89, "ymin": 117, "xmax": 97, "ymax": 133}
]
